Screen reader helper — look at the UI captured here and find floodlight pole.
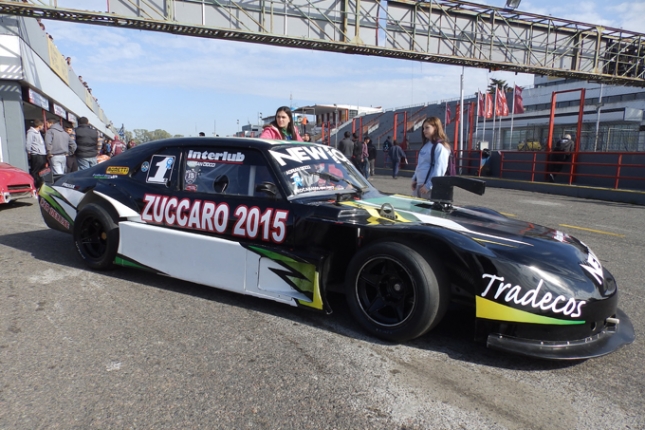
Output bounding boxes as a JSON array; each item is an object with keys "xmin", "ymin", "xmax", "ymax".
[
  {"xmin": 334, "ymin": 104, "xmax": 338, "ymax": 148},
  {"xmin": 459, "ymin": 66, "xmax": 465, "ymax": 174}
]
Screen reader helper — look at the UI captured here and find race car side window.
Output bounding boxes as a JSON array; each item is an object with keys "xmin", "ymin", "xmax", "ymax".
[{"xmin": 183, "ymin": 147, "xmax": 281, "ymax": 198}]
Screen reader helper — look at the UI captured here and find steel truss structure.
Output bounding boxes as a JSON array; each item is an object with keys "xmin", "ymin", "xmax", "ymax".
[{"xmin": 1, "ymin": 0, "xmax": 644, "ymax": 86}]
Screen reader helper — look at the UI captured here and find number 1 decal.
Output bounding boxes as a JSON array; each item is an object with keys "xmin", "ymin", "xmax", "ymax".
[{"xmin": 147, "ymin": 155, "xmax": 176, "ymax": 184}]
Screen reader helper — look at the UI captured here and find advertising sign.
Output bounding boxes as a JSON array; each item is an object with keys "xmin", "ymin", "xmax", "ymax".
[{"xmin": 28, "ymin": 88, "xmax": 49, "ymax": 110}]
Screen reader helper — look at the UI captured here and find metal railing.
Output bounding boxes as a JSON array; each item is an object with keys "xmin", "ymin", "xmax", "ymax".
[{"xmin": 462, "ymin": 150, "xmax": 645, "ymax": 191}]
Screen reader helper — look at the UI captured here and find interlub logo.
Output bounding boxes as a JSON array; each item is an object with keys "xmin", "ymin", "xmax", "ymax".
[{"xmin": 187, "ymin": 150, "xmax": 245, "ymax": 163}]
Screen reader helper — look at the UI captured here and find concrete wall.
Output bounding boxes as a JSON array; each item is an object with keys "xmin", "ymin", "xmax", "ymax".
[
  {"xmin": 0, "ymin": 15, "xmax": 115, "ymax": 167},
  {"xmin": 0, "ymin": 82, "xmax": 27, "ymax": 170}
]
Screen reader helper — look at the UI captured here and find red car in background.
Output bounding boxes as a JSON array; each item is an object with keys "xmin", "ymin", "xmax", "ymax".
[{"xmin": 0, "ymin": 162, "xmax": 37, "ymax": 204}]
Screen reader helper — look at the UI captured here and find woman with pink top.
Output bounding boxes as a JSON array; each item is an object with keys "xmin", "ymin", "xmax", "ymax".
[{"xmin": 259, "ymin": 106, "xmax": 303, "ymax": 141}]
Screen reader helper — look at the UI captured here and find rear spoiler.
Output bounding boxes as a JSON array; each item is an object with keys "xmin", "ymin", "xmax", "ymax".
[{"xmin": 431, "ymin": 176, "xmax": 486, "ymax": 206}]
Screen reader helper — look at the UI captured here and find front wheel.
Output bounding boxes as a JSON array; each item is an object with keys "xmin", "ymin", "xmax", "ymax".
[
  {"xmin": 345, "ymin": 242, "xmax": 449, "ymax": 342},
  {"xmin": 73, "ymin": 203, "xmax": 119, "ymax": 270}
]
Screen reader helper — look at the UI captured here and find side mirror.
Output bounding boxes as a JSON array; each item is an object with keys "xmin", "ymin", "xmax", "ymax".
[
  {"xmin": 213, "ymin": 175, "xmax": 229, "ymax": 193},
  {"xmin": 255, "ymin": 181, "xmax": 278, "ymax": 197}
]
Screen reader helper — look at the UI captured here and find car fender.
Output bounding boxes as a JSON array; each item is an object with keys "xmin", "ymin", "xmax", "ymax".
[{"xmin": 77, "ymin": 183, "xmax": 141, "ymax": 223}]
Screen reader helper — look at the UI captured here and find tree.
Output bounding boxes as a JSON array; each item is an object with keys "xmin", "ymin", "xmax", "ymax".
[
  {"xmin": 130, "ymin": 128, "xmax": 182, "ymax": 144},
  {"xmin": 487, "ymin": 78, "xmax": 510, "ymax": 94}
]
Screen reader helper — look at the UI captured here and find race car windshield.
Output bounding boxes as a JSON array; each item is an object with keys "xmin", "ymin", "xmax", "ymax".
[{"xmin": 268, "ymin": 144, "xmax": 369, "ymax": 198}]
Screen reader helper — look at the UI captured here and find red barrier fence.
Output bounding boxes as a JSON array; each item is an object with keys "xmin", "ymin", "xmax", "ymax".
[{"xmin": 455, "ymin": 150, "xmax": 645, "ymax": 191}]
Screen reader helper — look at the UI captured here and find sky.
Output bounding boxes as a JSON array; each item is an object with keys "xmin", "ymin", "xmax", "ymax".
[{"xmin": 43, "ymin": 0, "xmax": 645, "ymax": 137}]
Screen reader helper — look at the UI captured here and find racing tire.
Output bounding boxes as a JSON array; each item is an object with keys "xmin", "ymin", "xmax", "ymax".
[
  {"xmin": 73, "ymin": 203, "xmax": 119, "ymax": 270},
  {"xmin": 345, "ymin": 241, "xmax": 449, "ymax": 342}
]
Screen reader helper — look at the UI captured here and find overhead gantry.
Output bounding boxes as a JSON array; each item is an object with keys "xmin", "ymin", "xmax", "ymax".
[{"xmin": 1, "ymin": 0, "xmax": 643, "ymax": 86}]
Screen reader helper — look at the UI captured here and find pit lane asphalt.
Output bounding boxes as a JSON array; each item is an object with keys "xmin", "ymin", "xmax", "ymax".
[{"xmin": 1, "ymin": 177, "xmax": 643, "ymax": 430}]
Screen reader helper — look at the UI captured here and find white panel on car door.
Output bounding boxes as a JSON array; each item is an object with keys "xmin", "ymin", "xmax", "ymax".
[
  {"xmin": 118, "ymin": 221, "xmax": 246, "ymax": 293},
  {"xmin": 243, "ymin": 254, "xmax": 311, "ymax": 306}
]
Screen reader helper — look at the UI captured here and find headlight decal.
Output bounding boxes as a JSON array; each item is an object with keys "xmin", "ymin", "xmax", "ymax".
[{"xmin": 476, "ymin": 296, "xmax": 585, "ymax": 325}]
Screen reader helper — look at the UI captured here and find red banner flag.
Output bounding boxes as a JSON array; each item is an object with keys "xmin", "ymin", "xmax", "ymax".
[
  {"xmin": 455, "ymin": 103, "xmax": 460, "ymax": 122},
  {"xmin": 485, "ymin": 93, "xmax": 493, "ymax": 119},
  {"xmin": 496, "ymin": 88, "xmax": 509, "ymax": 117},
  {"xmin": 478, "ymin": 92, "xmax": 485, "ymax": 117},
  {"xmin": 514, "ymin": 85, "xmax": 525, "ymax": 114},
  {"xmin": 445, "ymin": 103, "xmax": 451, "ymax": 125}
]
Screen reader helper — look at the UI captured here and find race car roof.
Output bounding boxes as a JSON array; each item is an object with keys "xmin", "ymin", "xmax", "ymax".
[{"xmin": 131, "ymin": 137, "xmax": 319, "ymax": 152}]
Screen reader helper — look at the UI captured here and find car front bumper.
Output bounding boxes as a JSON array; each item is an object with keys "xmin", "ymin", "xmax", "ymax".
[{"xmin": 486, "ymin": 308, "xmax": 635, "ymax": 360}]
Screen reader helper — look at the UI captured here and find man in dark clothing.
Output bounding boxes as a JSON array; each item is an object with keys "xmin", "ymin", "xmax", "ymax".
[
  {"xmin": 351, "ymin": 132, "xmax": 363, "ymax": 170},
  {"xmin": 549, "ymin": 134, "xmax": 574, "ymax": 182},
  {"xmin": 383, "ymin": 136, "xmax": 392, "ymax": 152},
  {"xmin": 367, "ymin": 138, "xmax": 377, "ymax": 176},
  {"xmin": 388, "ymin": 140, "xmax": 407, "ymax": 179},
  {"xmin": 338, "ymin": 131, "xmax": 354, "ymax": 159},
  {"xmin": 383, "ymin": 136, "xmax": 392, "ymax": 167},
  {"xmin": 75, "ymin": 117, "xmax": 99, "ymax": 170}
]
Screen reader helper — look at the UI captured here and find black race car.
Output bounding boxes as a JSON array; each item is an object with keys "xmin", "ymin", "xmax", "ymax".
[{"xmin": 38, "ymin": 138, "xmax": 634, "ymax": 360}]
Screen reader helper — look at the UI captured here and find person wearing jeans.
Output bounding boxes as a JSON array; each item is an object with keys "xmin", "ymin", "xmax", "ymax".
[
  {"xmin": 45, "ymin": 118, "xmax": 75, "ymax": 176},
  {"xmin": 388, "ymin": 140, "xmax": 406, "ymax": 179}
]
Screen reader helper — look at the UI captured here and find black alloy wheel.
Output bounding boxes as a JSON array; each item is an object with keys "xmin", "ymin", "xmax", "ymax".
[
  {"xmin": 73, "ymin": 203, "xmax": 119, "ymax": 270},
  {"xmin": 346, "ymin": 241, "xmax": 449, "ymax": 342}
]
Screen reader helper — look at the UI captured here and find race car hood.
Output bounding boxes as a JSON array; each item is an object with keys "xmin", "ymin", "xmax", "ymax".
[{"xmin": 334, "ymin": 191, "xmax": 611, "ymax": 300}]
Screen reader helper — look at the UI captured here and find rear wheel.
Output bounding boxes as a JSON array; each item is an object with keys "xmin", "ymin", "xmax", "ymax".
[
  {"xmin": 73, "ymin": 203, "xmax": 119, "ymax": 270},
  {"xmin": 345, "ymin": 241, "xmax": 449, "ymax": 342}
]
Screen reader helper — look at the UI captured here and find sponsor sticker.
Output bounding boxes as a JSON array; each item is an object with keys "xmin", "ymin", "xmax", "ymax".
[
  {"xmin": 185, "ymin": 170, "xmax": 197, "ymax": 184},
  {"xmin": 146, "ymin": 155, "xmax": 176, "ymax": 184},
  {"xmin": 187, "ymin": 150, "xmax": 245, "ymax": 164},
  {"xmin": 141, "ymin": 161, "xmax": 150, "ymax": 172},
  {"xmin": 481, "ymin": 273, "xmax": 586, "ymax": 318},
  {"xmin": 106, "ymin": 166, "xmax": 129, "ymax": 175},
  {"xmin": 270, "ymin": 145, "xmax": 347, "ymax": 166},
  {"xmin": 40, "ymin": 198, "xmax": 70, "ymax": 230},
  {"xmin": 141, "ymin": 193, "xmax": 289, "ymax": 244}
]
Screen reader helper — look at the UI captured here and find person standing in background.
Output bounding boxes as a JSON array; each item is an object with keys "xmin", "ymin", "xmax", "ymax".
[
  {"xmin": 25, "ymin": 119, "xmax": 47, "ymax": 186},
  {"xmin": 111, "ymin": 134, "xmax": 127, "ymax": 156},
  {"xmin": 383, "ymin": 135, "xmax": 392, "ymax": 168},
  {"xmin": 411, "ymin": 117, "xmax": 450, "ymax": 199},
  {"xmin": 338, "ymin": 131, "xmax": 354, "ymax": 159},
  {"xmin": 260, "ymin": 106, "xmax": 302, "ymax": 141},
  {"xmin": 388, "ymin": 140, "xmax": 407, "ymax": 179},
  {"xmin": 549, "ymin": 133, "xmax": 574, "ymax": 182},
  {"xmin": 75, "ymin": 116, "xmax": 99, "ymax": 170},
  {"xmin": 367, "ymin": 137, "xmax": 377, "ymax": 177},
  {"xmin": 45, "ymin": 118, "xmax": 74, "ymax": 176},
  {"xmin": 361, "ymin": 136, "xmax": 370, "ymax": 179},
  {"xmin": 64, "ymin": 124, "xmax": 78, "ymax": 173}
]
